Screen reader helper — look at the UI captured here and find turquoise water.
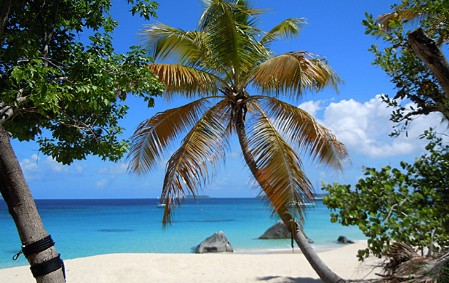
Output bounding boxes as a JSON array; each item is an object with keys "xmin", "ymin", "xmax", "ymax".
[{"xmin": 0, "ymin": 198, "xmax": 364, "ymax": 269}]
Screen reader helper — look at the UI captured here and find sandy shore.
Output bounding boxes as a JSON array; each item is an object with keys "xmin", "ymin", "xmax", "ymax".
[{"xmin": 0, "ymin": 241, "xmax": 382, "ymax": 282}]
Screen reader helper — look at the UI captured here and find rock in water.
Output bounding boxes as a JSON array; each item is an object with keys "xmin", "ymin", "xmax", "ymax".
[
  {"xmin": 259, "ymin": 221, "xmax": 314, "ymax": 243},
  {"xmin": 258, "ymin": 221, "xmax": 290, "ymax": 239},
  {"xmin": 195, "ymin": 231, "xmax": 233, "ymax": 253},
  {"xmin": 337, "ymin": 235, "xmax": 354, "ymax": 244}
]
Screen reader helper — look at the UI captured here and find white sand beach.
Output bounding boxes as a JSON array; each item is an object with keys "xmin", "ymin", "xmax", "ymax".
[{"xmin": 0, "ymin": 241, "xmax": 382, "ymax": 282}]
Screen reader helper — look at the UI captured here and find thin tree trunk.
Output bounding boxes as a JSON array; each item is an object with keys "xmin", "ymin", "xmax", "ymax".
[
  {"xmin": 234, "ymin": 111, "xmax": 345, "ymax": 283},
  {"xmin": 0, "ymin": 127, "xmax": 65, "ymax": 283},
  {"xmin": 279, "ymin": 211, "xmax": 346, "ymax": 283},
  {"xmin": 408, "ymin": 28, "xmax": 449, "ymax": 115}
]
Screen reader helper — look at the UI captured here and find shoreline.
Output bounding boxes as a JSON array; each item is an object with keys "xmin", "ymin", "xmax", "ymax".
[
  {"xmin": 234, "ymin": 240, "xmax": 347, "ymax": 254},
  {"xmin": 0, "ymin": 241, "xmax": 382, "ymax": 282},
  {"xmin": 0, "ymin": 241, "xmax": 356, "ymax": 269}
]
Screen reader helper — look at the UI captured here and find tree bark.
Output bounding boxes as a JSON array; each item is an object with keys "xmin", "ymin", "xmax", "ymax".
[
  {"xmin": 278, "ymin": 211, "xmax": 346, "ymax": 283},
  {"xmin": 0, "ymin": 127, "xmax": 65, "ymax": 283},
  {"xmin": 234, "ymin": 111, "xmax": 345, "ymax": 283},
  {"xmin": 0, "ymin": 0, "xmax": 12, "ymax": 36},
  {"xmin": 408, "ymin": 28, "xmax": 449, "ymax": 100}
]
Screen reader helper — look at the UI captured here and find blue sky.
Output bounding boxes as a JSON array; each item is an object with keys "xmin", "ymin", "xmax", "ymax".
[{"xmin": 12, "ymin": 0, "xmax": 446, "ymax": 199}]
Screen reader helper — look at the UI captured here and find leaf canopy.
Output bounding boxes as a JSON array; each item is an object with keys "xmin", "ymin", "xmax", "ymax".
[
  {"xmin": 363, "ymin": 0, "xmax": 449, "ymax": 135},
  {"xmin": 0, "ymin": 0, "xmax": 164, "ymax": 164}
]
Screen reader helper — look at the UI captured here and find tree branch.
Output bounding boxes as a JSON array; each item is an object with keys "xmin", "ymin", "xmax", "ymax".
[
  {"xmin": 44, "ymin": 1, "xmax": 62, "ymax": 59},
  {"xmin": 383, "ymin": 198, "xmax": 408, "ymax": 222},
  {"xmin": 0, "ymin": 94, "xmax": 28, "ymax": 124},
  {"xmin": 408, "ymin": 28, "xmax": 449, "ymax": 104},
  {"xmin": 0, "ymin": 0, "xmax": 12, "ymax": 37}
]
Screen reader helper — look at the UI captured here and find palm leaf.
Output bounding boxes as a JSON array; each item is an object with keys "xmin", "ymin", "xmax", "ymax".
[
  {"xmin": 250, "ymin": 51, "xmax": 342, "ymax": 99},
  {"xmin": 375, "ymin": 4, "xmax": 447, "ymax": 45},
  {"xmin": 259, "ymin": 18, "xmax": 305, "ymax": 46},
  {"xmin": 234, "ymin": 0, "xmax": 262, "ymax": 30},
  {"xmin": 200, "ymin": 0, "xmax": 261, "ymax": 33},
  {"xmin": 142, "ymin": 23, "xmax": 207, "ymax": 66},
  {"xmin": 381, "ymin": 242, "xmax": 449, "ymax": 282},
  {"xmin": 258, "ymin": 97, "xmax": 348, "ymax": 170},
  {"xmin": 376, "ymin": 9, "xmax": 425, "ymax": 31},
  {"xmin": 199, "ymin": 1, "xmax": 239, "ymax": 73},
  {"xmin": 199, "ymin": 0, "xmax": 266, "ymax": 83},
  {"xmin": 244, "ymin": 100, "xmax": 314, "ymax": 221},
  {"xmin": 147, "ymin": 63, "xmax": 222, "ymax": 99},
  {"xmin": 128, "ymin": 98, "xmax": 211, "ymax": 174},
  {"xmin": 161, "ymin": 99, "xmax": 232, "ymax": 225}
]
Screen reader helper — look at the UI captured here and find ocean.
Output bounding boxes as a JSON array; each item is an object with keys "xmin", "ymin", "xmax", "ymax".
[{"xmin": 0, "ymin": 198, "xmax": 364, "ymax": 269}]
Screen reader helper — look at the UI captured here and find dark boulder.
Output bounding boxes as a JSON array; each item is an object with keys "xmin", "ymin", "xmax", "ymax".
[
  {"xmin": 194, "ymin": 231, "xmax": 233, "ymax": 253},
  {"xmin": 259, "ymin": 221, "xmax": 290, "ymax": 239},
  {"xmin": 259, "ymin": 221, "xmax": 313, "ymax": 243},
  {"xmin": 337, "ymin": 235, "xmax": 354, "ymax": 244}
]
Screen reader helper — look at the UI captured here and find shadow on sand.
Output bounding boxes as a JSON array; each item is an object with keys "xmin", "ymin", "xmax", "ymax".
[{"xmin": 257, "ymin": 276, "xmax": 322, "ymax": 283}]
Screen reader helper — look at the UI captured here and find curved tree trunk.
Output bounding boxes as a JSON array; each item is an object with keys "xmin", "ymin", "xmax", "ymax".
[
  {"xmin": 234, "ymin": 112, "xmax": 345, "ymax": 283},
  {"xmin": 408, "ymin": 28, "xmax": 449, "ymax": 101},
  {"xmin": 279, "ymin": 211, "xmax": 346, "ymax": 283},
  {"xmin": 0, "ymin": 127, "xmax": 65, "ymax": 283}
]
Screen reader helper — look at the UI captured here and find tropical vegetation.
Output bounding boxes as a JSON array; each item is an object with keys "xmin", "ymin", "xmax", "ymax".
[
  {"xmin": 363, "ymin": 0, "xmax": 449, "ymax": 136},
  {"xmin": 324, "ymin": 130, "xmax": 449, "ymax": 281},
  {"xmin": 128, "ymin": 0, "xmax": 348, "ymax": 281},
  {"xmin": 324, "ymin": 130, "xmax": 449, "ymax": 259},
  {"xmin": 0, "ymin": 1, "xmax": 162, "ymax": 282},
  {"xmin": 323, "ymin": 1, "xmax": 449, "ymax": 281}
]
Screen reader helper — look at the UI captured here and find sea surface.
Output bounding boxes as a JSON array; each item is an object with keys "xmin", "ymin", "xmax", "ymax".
[{"xmin": 0, "ymin": 198, "xmax": 364, "ymax": 269}]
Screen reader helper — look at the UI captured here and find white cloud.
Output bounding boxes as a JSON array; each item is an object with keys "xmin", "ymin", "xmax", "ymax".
[
  {"xmin": 303, "ymin": 95, "xmax": 445, "ymax": 159},
  {"xmin": 20, "ymin": 154, "xmax": 40, "ymax": 172},
  {"xmin": 96, "ymin": 178, "xmax": 109, "ymax": 189},
  {"xmin": 22, "ymin": 155, "xmax": 69, "ymax": 173},
  {"xmin": 20, "ymin": 154, "xmax": 86, "ymax": 182},
  {"xmin": 73, "ymin": 164, "xmax": 85, "ymax": 174},
  {"xmin": 298, "ymin": 100, "xmax": 322, "ymax": 117},
  {"xmin": 98, "ymin": 163, "xmax": 128, "ymax": 176},
  {"xmin": 45, "ymin": 156, "xmax": 68, "ymax": 173}
]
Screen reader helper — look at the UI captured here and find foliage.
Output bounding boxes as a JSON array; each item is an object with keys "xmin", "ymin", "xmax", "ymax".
[
  {"xmin": 323, "ymin": 130, "xmax": 449, "ymax": 261},
  {"xmin": 0, "ymin": 0, "xmax": 164, "ymax": 164},
  {"xmin": 128, "ymin": 0, "xmax": 348, "ymax": 225},
  {"xmin": 363, "ymin": 0, "xmax": 449, "ymax": 136}
]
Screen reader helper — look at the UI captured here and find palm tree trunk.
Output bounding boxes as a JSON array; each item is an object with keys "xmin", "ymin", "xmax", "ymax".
[
  {"xmin": 234, "ymin": 112, "xmax": 345, "ymax": 283},
  {"xmin": 0, "ymin": 127, "xmax": 65, "ymax": 283},
  {"xmin": 278, "ymin": 211, "xmax": 346, "ymax": 283}
]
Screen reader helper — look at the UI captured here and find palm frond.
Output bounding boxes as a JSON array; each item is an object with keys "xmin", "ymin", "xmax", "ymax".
[
  {"xmin": 199, "ymin": 1, "xmax": 239, "ymax": 72},
  {"xmin": 244, "ymin": 100, "xmax": 314, "ymax": 221},
  {"xmin": 258, "ymin": 97, "xmax": 348, "ymax": 171},
  {"xmin": 142, "ymin": 23, "xmax": 206, "ymax": 65},
  {"xmin": 259, "ymin": 18, "xmax": 305, "ymax": 46},
  {"xmin": 250, "ymin": 51, "xmax": 342, "ymax": 99},
  {"xmin": 161, "ymin": 99, "xmax": 232, "ymax": 225},
  {"xmin": 381, "ymin": 242, "xmax": 449, "ymax": 282},
  {"xmin": 375, "ymin": 4, "xmax": 449, "ymax": 45},
  {"xmin": 147, "ymin": 63, "xmax": 222, "ymax": 99},
  {"xmin": 198, "ymin": 0, "xmax": 267, "ymax": 84},
  {"xmin": 233, "ymin": 0, "xmax": 262, "ymax": 39},
  {"xmin": 376, "ymin": 9, "xmax": 425, "ymax": 31},
  {"xmin": 200, "ymin": 0, "xmax": 261, "ymax": 31},
  {"xmin": 128, "ymin": 98, "xmax": 211, "ymax": 174}
]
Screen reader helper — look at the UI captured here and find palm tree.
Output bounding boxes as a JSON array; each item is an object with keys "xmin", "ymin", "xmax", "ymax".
[{"xmin": 129, "ymin": 0, "xmax": 348, "ymax": 281}]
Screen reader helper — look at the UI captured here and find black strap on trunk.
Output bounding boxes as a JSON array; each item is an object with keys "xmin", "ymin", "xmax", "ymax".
[
  {"xmin": 12, "ymin": 235, "xmax": 66, "ymax": 280},
  {"xmin": 22, "ymin": 235, "xmax": 55, "ymax": 257},
  {"xmin": 13, "ymin": 235, "xmax": 54, "ymax": 260},
  {"xmin": 30, "ymin": 254, "xmax": 65, "ymax": 279}
]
